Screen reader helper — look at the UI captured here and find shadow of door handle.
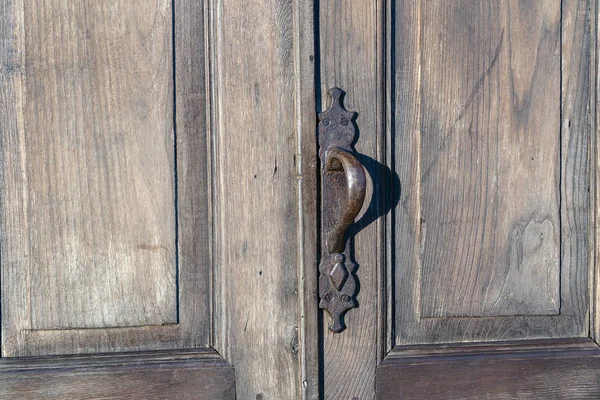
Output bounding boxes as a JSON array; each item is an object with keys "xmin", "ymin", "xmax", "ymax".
[{"xmin": 325, "ymin": 148, "xmax": 366, "ymax": 254}]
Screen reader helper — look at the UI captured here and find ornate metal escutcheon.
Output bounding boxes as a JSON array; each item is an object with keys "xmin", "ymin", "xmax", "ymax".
[{"xmin": 318, "ymin": 87, "xmax": 367, "ymax": 333}]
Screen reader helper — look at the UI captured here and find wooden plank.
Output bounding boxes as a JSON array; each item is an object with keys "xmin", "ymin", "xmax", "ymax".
[
  {"xmin": 0, "ymin": 349, "xmax": 235, "ymax": 400},
  {"xmin": 174, "ymin": 0, "xmax": 212, "ymax": 350},
  {"xmin": 376, "ymin": 339, "xmax": 600, "ymax": 399},
  {"xmin": 210, "ymin": 0, "xmax": 301, "ymax": 397},
  {"xmin": 594, "ymin": 0, "xmax": 600, "ymax": 346},
  {"xmin": 561, "ymin": 0, "xmax": 594, "ymax": 340},
  {"xmin": 318, "ymin": 0, "xmax": 386, "ymax": 398},
  {"xmin": 394, "ymin": 0, "xmax": 590, "ymax": 345},
  {"xmin": 295, "ymin": 0, "xmax": 319, "ymax": 397},
  {"xmin": 1, "ymin": 0, "xmax": 211, "ymax": 356}
]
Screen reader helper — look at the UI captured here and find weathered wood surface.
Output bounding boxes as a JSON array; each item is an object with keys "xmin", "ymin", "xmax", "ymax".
[
  {"xmin": 594, "ymin": 0, "xmax": 600, "ymax": 346},
  {"xmin": 210, "ymin": 0, "xmax": 304, "ymax": 397},
  {"xmin": 395, "ymin": 0, "xmax": 590, "ymax": 345},
  {"xmin": 0, "ymin": 349, "xmax": 235, "ymax": 400},
  {"xmin": 377, "ymin": 339, "xmax": 600, "ymax": 399},
  {"xmin": 295, "ymin": 0, "xmax": 320, "ymax": 397},
  {"xmin": 1, "ymin": 0, "xmax": 211, "ymax": 355},
  {"xmin": 6, "ymin": 0, "xmax": 177, "ymax": 329},
  {"xmin": 318, "ymin": 0, "xmax": 386, "ymax": 398},
  {"xmin": 420, "ymin": 1, "xmax": 561, "ymax": 318}
]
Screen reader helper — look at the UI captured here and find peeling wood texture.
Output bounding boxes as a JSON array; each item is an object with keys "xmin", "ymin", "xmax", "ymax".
[{"xmin": 1, "ymin": 0, "xmax": 211, "ymax": 356}]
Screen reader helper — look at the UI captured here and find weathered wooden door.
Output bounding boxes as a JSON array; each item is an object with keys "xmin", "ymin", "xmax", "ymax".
[
  {"xmin": 0, "ymin": 0, "xmax": 321, "ymax": 395},
  {"xmin": 312, "ymin": 0, "xmax": 600, "ymax": 399},
  {"xmin": 2, "ymin": 0, "xmax": 600, "ymax": 399}
]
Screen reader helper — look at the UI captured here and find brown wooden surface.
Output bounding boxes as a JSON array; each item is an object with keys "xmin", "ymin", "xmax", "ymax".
[
  {"xmin": 0, "ymin": 0, "xmax": 211, "ymax": 356},
  {"xmin": 377, "ymin": 339, "xmax": 600, "ymax": 399},
  {"xmin": 419, "ymin": 1, "xmax": 561, "ymax": 318},
  {"xmin": 0, "ymin": 349, "xmax": 235, "ymax": 400},
  {"xmin": 394, "ymin": 0, "xmax": 591, "ymax": 345},
  {"xmin": 295, "ymin": 0, "xmax": 320, "ymax": 397},
  {"xmin": 209, "ymin": 0, "xmax": 305, "ymax": 397},
  {"xmin": 9, "ymin": 0, "xmax": 177, "ymax": 330},
  {"xmin": 318, "ymin": 0, "xmax": 386, "ymax": 398},
  {"xmin": 594, "ymin": 0, "xmax": 600, "ymax": 346}
]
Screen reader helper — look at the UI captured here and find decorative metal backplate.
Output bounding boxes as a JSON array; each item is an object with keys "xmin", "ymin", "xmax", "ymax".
[{"xmin": 318, "ymin": 88, "xmax": 366, "ymax": 333}]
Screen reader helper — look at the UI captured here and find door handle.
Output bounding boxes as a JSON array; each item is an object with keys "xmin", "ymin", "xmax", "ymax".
[
  {"xmin": 324, "ymin": 148, "xmax": 366, "ymax": 254},
  {"xmin": 318, "ymin": 88, "xmax": 366, "ymax": 333}
]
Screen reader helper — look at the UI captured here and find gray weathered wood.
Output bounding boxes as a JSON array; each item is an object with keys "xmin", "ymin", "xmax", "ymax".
[
  {"xmin": 209, "ymin": 0, "xmax": 303, "ymax": 398},
  {"xmin": 594, "ymin": 0, "xmax": 600, "ymax": 347},
  {"xmin": 318, "ymin": 0, "xmax": 386, "ymax": 399},
  {"xmin": 394, "ymin": 0, "xmax": 590, "ymax": 345},
  {"xmin": 15, "ymin": 0, "xmax": 177, "ymax": 330},
  {"xmin": 420, "ymin": 1, "xmax": 561, "ymax": 318},
  {"xmin": 0, "ymin": 349, "xmax": 235, "ymax": 400},
  {"xmin": 1, "ymin": 0, "xmax": 211, "ymax": 356},
  {"xmin": 295, "ymin": 0, "xmax": 320, "ymax": 397}
]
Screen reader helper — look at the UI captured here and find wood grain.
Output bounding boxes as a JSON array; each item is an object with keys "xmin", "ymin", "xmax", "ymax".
[
  {"xmin": 1, "ymin": 0, "xmax": 176, "ymax": 331},
  {"xmin": 318, "ymin": 0, "xmax": 385, "ymax": 398},
  {"xmin": 394, "ymin": 0, "xmax": 591, "ymax": 345},
  {"xmin": 420, "ymin": 0, "xmax": 561, "ymax": 318},
  {"xmin": 210, "ymin": 0, "xmax": 301, "ymax": 398},
  {"xmin": 1, "ymin": 0, "xmax": 211, "ymax": 355},
  {"xmin": 295, "ymin": 0, "xmax": 319, "ymax": 396},
  {"xmin": 0, "ymin": 349, "xmax": 235, "ymax": 400},
  {"xmin": 594, "ymin": 0, "xmax": 600, "ymax": 346},
  {"xmin": 377, "ymin": 339, "xmax": 600, "ymax": 399}
]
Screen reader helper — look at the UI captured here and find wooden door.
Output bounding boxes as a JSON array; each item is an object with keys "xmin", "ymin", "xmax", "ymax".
[
  {"xmin": 311, "ymin": 0, "xmax": 600, "ymax": 398},
  {"xmin": 3, "ymin": 0, "xmax": 600, "ymax": 399},
  {"xmin": 0, "ymin": 0, "xmax": 313, "ymax": 398}
]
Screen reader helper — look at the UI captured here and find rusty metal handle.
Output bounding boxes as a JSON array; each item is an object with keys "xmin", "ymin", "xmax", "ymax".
[
  {"xmin": 325, "ymin": 148, "xmax": 366, "ymax": 253},
  {"xmin": 318, "ymin": 87, "xmax": 364, "ymax": 332}
]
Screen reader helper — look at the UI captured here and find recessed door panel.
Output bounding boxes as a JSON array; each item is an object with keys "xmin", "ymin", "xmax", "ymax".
[
  {"xmin": 1, "ymin": 0, "xmax": 211, "ymax": 356},
  {"xmin": 394, "ymin": 0, "xmax": 589, "ymax": 345}
]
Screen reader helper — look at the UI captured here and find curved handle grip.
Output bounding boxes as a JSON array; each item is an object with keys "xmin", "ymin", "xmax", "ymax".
[{"xmin": 325, "ymin": 148, "xmax": 367, "ymax": 253}]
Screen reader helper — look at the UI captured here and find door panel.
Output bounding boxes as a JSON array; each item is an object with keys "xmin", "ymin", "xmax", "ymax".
[
  {"xmin": 419, "ymin": 1, "xmax": 561, "ymax": 319},
  {"xmin": 1, "ymin": 0, "xmax": 211, "ymax": 357},
  {"xmin": 374, "ymin": 0, "xmax": 598, "ymax": 397},
  {"xmin": 1, "ymin": 0, "xmax": 315, "ymax": 396},
  {"xmin": 395, "ymin": 0, "xmax": 588, "ymax": 345},
  {"xmin": 0, "ymin": 0, "xmax": 237, "ymax": 397},
  {"xmin": 312, "ymin": 0, "xmax": 599, "ymax": 398},
  {"xmin": 20, "ymin": 0, "xmax": 177, "ymax": 332}
]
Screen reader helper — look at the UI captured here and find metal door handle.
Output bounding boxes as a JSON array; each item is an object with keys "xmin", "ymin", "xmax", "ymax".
[
  {"xmin": 318, "ymin": 87, "xmax": 366, "ymax": 332},
  {"xmin": 324, "ymin": 148, "xmax": 366, "ymax": 254}
]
